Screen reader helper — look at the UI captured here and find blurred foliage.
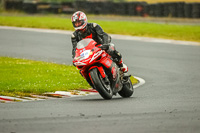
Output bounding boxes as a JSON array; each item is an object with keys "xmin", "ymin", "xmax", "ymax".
[
  {"xmin": 133, "ymin": 0, "xmax": 200, "ymax": 3},
  {"xmin": 23, "ymin": 0, "xmax": 200, "ymax": 3}
]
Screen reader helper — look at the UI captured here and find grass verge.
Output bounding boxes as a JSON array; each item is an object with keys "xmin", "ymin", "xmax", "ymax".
[
  {"xmin": 0, "ymin": 15, "xmax": 200, "ymax": 42},
  {"xmin": 0, "ymin": 57, "xmax": 138, "ymax": 97}
]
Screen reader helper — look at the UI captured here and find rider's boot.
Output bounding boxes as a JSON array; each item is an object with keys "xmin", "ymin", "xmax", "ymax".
[
  {"xmin": 117, "ymin": 59, "xmax": 128, "ymax": 73},
  {"xmin": 117, "ymin": 59, "xmax": 131, "ymax": 83}
]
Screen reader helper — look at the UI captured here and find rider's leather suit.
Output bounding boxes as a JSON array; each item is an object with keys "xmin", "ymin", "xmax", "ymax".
[{"xmin": 71, "ymin": 23, "xmax": 123, "ymax": 66}]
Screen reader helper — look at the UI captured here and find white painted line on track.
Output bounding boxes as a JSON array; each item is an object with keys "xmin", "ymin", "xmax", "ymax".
[
  {"xmin": 0, "ymin": 26, "xmax": 199, "ymax": 46},
  {"xmin": 0, "ymin": 26, "xmax": 73, "ymax": 35},
  {"xmin": 133, "ymin": 76, "xmax": 146, "ymax": 89},
  {"xmin": 110, "ymin": 34, "xmax": 200, "ymax": 46}
]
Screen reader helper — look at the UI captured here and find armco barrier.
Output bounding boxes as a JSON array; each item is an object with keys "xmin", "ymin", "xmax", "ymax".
[
  {"xmin": 23, "ymin": 2, "xmax": 37, "ymax": 14},
  {"xmin": 113, "ymin": 2, "xmax": 128, "ymax": 15},
  {"xmin": 37, "ymin": 2, "xmax": 50, "ymax": 13},
  {"xmin": 5, "ymin": 0, "xmax": 23, "ymax": 10},
  {"xmin": 85, "ymin": 2, "xmax": 115, "ymax": 14},
  {"xmin": 177, "ymin": 2, "xmax": 185, "ymax": 18},
  {"xmin": 155, "ymin": 3, "xmax": 164, "ymax": 17},
  {"xmin": 163, "ymin": 3, "xmax": 170, "ymax": 17},
  {"xmin": 74, "ymin": 1, "xmax": 89, "ymax": 13},
  {"xmin": 192, "ymin": 3, "xmax": 200, "ymax": 18},
  {"xmin": 184, "ymin": 3, "xmax": 192, "ymax": 18},
  {"xmin": 61, "ymin": 2, "xmax": 75, "ymax": 14},
  {"xmin": 3, "ymin": 1, "xmax": 200, "ymax": 18},
  {"xmin": 127, "ymin": 2, "xmax": 139, "ymax": 16},
  {"xmin": 158, "ymin": 2, "xmax": 178, "ymax": 17},
  {"xmin": 169, "ymin": 3, "xmax": 178, "ymax": 17},
  {"xmin": 50, "ymin": 3, "xmax": 61, "ymax": 14},
  {"xmin": 135, "ymin": 2, "xmax": 148, "ymax": 16}
]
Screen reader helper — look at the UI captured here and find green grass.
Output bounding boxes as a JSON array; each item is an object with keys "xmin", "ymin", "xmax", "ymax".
[
  {"xmin": 0, "ymin": 15, "xmax": 71, "ymax": 30},
  {"xmin": 0, "ymin": 57, "xmax": 138, "ymax": 97},
  {"xmin": 0, "ymin": 57, "xmax": 89, "ymax": 97},
  {"xmin": 0, "ymin": 15, "xmax": 200, "ymax": 42},
  {"xmin": 95, "ymin": 20, "xmax": 200, "ymax": 42}
]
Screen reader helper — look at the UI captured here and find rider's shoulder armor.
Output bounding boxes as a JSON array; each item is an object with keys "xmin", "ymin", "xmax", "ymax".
[
  {"xmin": 93, "ymin": 23, "xmax": 98, "ymax": 27},
  {"xmin": 71, "ymin": 32, "xmax": 76, "ymax": 38},
  {"xmin": 87, "ymin": 23, "xmax": 96, "ymax": 32}
]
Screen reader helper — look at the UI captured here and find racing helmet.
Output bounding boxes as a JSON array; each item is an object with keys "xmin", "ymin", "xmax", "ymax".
[{"xmin": 71, "ymin": 11, "xmax": 87, "ymax": 31}]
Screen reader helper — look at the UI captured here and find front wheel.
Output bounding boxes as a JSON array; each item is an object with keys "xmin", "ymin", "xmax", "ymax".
[
  {"xmin": 118, "ymin": 78, "xmax": 134, "ymax": 98},
  {"xmin": 89, "ymin": 68, "xmax": 113, "ymax": 100}
]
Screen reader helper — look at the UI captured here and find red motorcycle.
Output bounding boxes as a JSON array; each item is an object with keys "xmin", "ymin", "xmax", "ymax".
[{"xmin": 73, "ymin": 38, "xmax": 134, "ymax": 99}]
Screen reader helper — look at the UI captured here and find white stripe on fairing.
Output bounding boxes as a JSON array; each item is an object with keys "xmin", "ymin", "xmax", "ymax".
[{"xmin": 0, "ymin": 26, "xmax": 199, "ymax": 46}]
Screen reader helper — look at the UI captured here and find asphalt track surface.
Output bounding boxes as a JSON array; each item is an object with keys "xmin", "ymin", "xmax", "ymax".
[{"xmin": 0, "ymin": 28, "xmax": 200, "ymax": 133}]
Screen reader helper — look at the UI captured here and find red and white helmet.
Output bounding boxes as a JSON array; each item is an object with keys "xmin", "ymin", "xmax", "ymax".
[{"xmin": 71, "ymin": 11, "xmax": 87, "ymax": 31}]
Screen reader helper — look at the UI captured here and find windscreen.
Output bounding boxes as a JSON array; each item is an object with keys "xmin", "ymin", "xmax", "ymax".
[{"xmin": 76, "ymin": 39, "xmax": 94, "ymax": 49}]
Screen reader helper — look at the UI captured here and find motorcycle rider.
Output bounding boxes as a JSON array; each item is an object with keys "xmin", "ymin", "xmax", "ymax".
[{"xmin": 71, "ymin": 11, "xmax": 128, "ymax": 73}]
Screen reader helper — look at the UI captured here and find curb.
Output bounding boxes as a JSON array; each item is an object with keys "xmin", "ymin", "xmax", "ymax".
[
  {"xmin": 0, "ymin": 89, "xmax": 98, "ymax": 103},
  {"xmin": 44, "ymin": 89, "xmax": 98, "ymax": 98},
  {"xmin": 0, "ymin": 77, "xmax": 145, "ymax": 103},
  {"xmin": 133, "ymin": 76, "xmax": 146, "ymax": 89}
]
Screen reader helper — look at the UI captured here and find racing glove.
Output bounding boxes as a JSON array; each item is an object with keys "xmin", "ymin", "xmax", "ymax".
[{"xmin": 98, "ymin": 44, "xmax": 110, "ymax": 50}]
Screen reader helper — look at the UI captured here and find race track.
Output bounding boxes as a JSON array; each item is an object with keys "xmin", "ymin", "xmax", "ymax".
[{"xmin": 0, "ymin": 27, "xmax": 200, "ymax": 133}]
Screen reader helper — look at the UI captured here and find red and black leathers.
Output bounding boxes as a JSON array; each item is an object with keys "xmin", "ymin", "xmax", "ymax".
[{"xmin": 71, "ymin": 23, "xmax": 122, "ymax": 66}]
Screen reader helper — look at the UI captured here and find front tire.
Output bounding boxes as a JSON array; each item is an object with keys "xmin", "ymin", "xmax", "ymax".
[
  {"xmin": 89, "ymin": 68, "xmax": 113, "ymax": 100},
  {"xmin": 118, "ymin": 78, "xmax": 134, "ymax": 98}
]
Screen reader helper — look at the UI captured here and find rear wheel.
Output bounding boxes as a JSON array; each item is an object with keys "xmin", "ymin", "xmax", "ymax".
[
  {"xmin": 118, "ymin": 78, "xmax": 134, "ymax": 98},
  {"xmin": 89, "ymin": 68, "xmax": 113, "ymax": 100}
]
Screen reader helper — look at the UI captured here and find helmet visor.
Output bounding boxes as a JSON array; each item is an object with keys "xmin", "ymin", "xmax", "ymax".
[{"xmin": 72, "ymin": 20, "xmax": 84, "ymax": 28}]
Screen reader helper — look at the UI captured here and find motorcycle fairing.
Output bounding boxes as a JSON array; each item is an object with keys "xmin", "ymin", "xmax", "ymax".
[
  {"xmin": 73, "ymin": 38, "xmax": 123, "ymax": 94},
  {"xmin": 99, "ymin": 57, "xmax": 113, "ymax": 69},
  {"xmin": 89, "ymin": 66, "xmax": 106, "ymax": 78}
]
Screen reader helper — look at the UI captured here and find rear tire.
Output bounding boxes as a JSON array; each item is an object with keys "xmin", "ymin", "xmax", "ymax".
[
  {"xmin": 118, "ymin": 79, "xmax": 134, "ymax": 98},
  {"xmin": 89, "ymin": 68, "xmax": 113, "ymax": 100}
]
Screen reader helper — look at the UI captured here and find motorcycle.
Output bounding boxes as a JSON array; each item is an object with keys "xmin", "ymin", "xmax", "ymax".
[{"xmin": 73, "ymin": 38, "xmax": 134, "ymax": 100}]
